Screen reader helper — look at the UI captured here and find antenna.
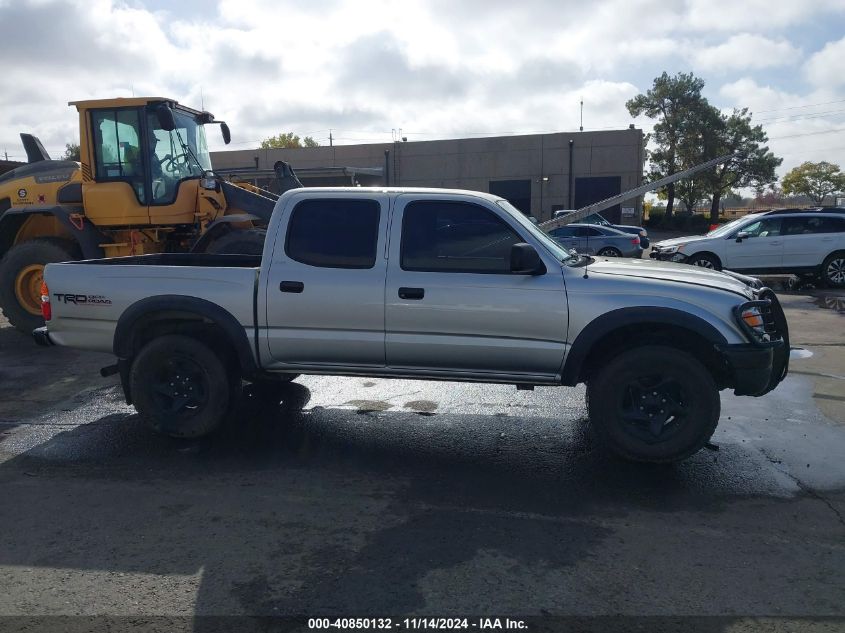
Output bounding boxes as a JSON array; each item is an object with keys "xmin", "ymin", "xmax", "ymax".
[
  {"xmin": 329, "ymin": 129, "xmax": 333, "ymax": 147},
  {"xmin": 200, "ymin": 87, "xmax": 204, "ymax": 111},
  {"xmin": 579, "ymin": 97, "xmax": 584, "ymax": 132}
]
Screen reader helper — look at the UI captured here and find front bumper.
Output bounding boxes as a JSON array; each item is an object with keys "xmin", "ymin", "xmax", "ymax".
[
  {"xmin": 716, "ymin": 343, "xmax": 777, "ymax": 396},
  {"xmin": 32, "ymin": 326, "xmax": 54, "ymax": 347},
  {"xmin": 717, "ymin": 288, "xmax": 790, "ymax": 397},
  {"xmin": 650, "ymin": 250, "xmax": 687, "ymax": 263}
]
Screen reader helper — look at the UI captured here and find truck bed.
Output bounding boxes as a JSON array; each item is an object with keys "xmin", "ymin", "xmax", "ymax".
[{"xmin": 43, "ymin": 254, "xmax": 260, "ymax": 354}]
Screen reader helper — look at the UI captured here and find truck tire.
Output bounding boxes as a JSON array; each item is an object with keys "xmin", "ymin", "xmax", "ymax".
[
  {"xmin": 130, "ymin": 334, "xmax": 234, "ymax": 438},
  {"xmin": 586, "ymin": 345, "xmax": 720, "ymax": 463},
  {"xmin": 0, "ymin": 237, "xmax": 80, "ymax": 333},
  {"xmin": 821, "ymin": 251, "xmax": 845, "ymax": 288},
  {"xmin": 205, "ymin": 229, "xmax": 267, "ymax": 255}
]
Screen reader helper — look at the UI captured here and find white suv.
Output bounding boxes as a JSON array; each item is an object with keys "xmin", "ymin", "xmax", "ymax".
[{"xmin": 650, "ymin": 209, "xmax": 845, "ymax": 287}]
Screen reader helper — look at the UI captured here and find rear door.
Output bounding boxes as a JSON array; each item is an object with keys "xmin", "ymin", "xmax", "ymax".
[
  {"xmin": 722, "ymin": 217, "xmax": 783, "ymax": 270},
  {"xmin": 384, "ymin": 196, "xmax": 568, "ymax": 377},
  {"xmin": 263, "ymin": 194, "xmax": 389, "ymax": 367},
  {"xmin": 781, "ymin": 215, "xmax": 843, "ymax": 268}
]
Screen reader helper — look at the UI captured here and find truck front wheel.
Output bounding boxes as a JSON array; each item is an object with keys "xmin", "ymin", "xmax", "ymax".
[
  {"xmin": 586, "ymin": 345, "xmax": 720, "ymax": 462},
  {"xmin": 130, "ymin": 335, "xmax": 234, "ymax": 438}
]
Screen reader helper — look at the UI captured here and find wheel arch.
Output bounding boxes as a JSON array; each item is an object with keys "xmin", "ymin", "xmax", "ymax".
[
  {"xmin": 686, "ymin": 250, "xmax": 722, "ymax": 268},
  {"xmin": 113, "ymin": 295, "xmax": 258, "ymax": 403},
  {"xmin": 0, "ymin": 206, "xmax": 107, "ymax": 261},
  {"xmin": 562, "ymin": 307, "xmax": 730, "ymax": 387}
]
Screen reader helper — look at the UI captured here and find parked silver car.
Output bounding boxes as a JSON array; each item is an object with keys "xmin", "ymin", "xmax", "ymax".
[{"xmin": 548, "ymin": 223, "xmax": 643, "ymax": 258}]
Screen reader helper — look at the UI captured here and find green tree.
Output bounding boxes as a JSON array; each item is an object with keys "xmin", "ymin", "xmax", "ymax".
[
  {"xmin": 701, "ymin": 108, "xmax": 782, "ymax": 224},
  {"xmin": 781, "ymin": 161, "xmax": 845, "ymax": 205},
  {"xmin": 63, "ymin": 142, "xmax": 80, "ymax": 161},
  {"xmin": 626, "ymin": 72, "xmax": 710, "ymax": 219},
  {"xmin": 260, "ymin": 133, "xmax": 320, "ymax": 149}
]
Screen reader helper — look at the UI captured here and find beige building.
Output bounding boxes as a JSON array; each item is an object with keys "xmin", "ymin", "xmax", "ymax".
[{"xmin": 211, "ymin": 128, "xmax": 645, "ymax": 224}]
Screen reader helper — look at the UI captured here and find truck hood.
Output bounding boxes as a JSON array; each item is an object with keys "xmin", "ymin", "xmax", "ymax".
[{"xmin": 585, "ymin": 257, "xmax": 754, "ymax": 297}]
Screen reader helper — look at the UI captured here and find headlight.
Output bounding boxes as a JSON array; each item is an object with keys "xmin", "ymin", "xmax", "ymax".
[
  {"xmin": 733, "ymin": 300, "xmax": 772, "ymax": 344},
  {"xmin": 661, "ymin": 244, "xmax": 685, "ymax": 254}
]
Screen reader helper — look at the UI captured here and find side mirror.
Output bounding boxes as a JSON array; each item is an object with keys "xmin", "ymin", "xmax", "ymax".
[
  {"xmin": 736, "ymin": 231, "xmax": 750, "ymax": 242},
  {"xmin": 155, "ymin": 104, "xmax": 176, "ymax": 132},
  {"xmin": 510, "ymin": 243, "xmax": 546, "ymax": 275},
  {"xmin": 220, "ymin": 122, "xmax": 231, "ymax": 145}
]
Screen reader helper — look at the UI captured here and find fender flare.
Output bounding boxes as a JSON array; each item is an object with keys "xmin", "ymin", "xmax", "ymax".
[
  {"xmin": 113, "ymin": 295, "xmax": 257, "ymax": 373},
  {"xmin": 190, "ymin": 213, "xmax": 260, "ymax": 253},
  {"xmin": 561, "ymin": 307, "xmax": 729, "ymax": 386},
  {"xmin": 0, "ymin": 206, "xmax": 108, "ymax": 260}
]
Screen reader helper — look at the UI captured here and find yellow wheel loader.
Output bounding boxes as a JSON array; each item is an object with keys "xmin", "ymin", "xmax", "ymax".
[{"xmin": 0, "ymin": 97, "xmax": 301, "ymax": 332}]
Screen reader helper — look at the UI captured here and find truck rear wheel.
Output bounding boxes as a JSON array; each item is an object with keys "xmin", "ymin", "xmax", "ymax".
[
  {"xmin": 0, "ymin": 238, "xmax": 80, "ymax": 333},
  {"xmin": 130, "ymin": 335, "xmax": 234, "ymax": 438},
  {"xmin": 586, "ymin": 345, "xmax": 720, "ymax": 462}
]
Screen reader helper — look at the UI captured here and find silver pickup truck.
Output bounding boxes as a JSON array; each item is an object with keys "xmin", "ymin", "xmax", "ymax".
[{"xmin": 33, "ymin": 187, "xmax": 789, "ymax": 463}]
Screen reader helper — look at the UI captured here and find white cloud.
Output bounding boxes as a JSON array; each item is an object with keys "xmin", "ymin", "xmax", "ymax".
[
  {"xmin": 804, "ymin": 36, "xmax": 845, "ymax": 87},
  {"xmin": 694, "ymin": 34, "xmax": 801, "ymax": 73},
  {"xmin": 719, "ymin": 78, "xmax": 845, "ymax": 175},
  {"xmin": 0, "ymin": 0, "xmax": 843, "ymax": 179},
  {"xmin": 684, "ymin": 0, "xmax": 844, "ymax": 32}
]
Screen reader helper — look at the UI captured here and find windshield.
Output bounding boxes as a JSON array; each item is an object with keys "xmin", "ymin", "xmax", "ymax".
[
  {"xmin": 147, "ymin": 109, "xmax": 212, "ymax": 204},
  {"xmin": 496, "ymin": 200, "xmax": 579, "ymax": 264},
  {"xmin": 706, "ymin": 216, "xmax": 758, "ymax": 238},
  {"xmin": 149, "ymin": 109, "xmax": 211, "ymax": 176}
]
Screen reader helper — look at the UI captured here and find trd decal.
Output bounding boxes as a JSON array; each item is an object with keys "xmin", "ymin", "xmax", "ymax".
[{"xmin": 53, "ymin": 293, "xmax": 112, "ymax": 306}]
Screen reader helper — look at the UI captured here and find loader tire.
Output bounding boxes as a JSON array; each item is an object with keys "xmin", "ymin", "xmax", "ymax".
[
  {"xmin": 205, "ymin": 229, "xmax": 267, "ymax": 255},
  {"xmin": 0, "ymin": 238, "xmax": 80, "ymax": 333}
]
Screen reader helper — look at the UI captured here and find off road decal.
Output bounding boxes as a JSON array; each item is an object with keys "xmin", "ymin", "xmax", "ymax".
[{"xmin": 53, "ymin": 293, "xmax": 112, "ymax": 306}]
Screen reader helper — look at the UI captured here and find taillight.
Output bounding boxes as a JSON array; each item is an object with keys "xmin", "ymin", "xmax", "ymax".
[
  {"xmin": 40, "ymin": 281, "xmax": 51, "ymax": 321},
  {"xmin": 631, "ymin": 236, "xmax": 640, "ymax": 245}
]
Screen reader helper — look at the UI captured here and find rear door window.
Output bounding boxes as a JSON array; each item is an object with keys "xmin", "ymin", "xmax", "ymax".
[{"xmin": 285, "ymin": 199, "xmax": 380, "ymax": 269}]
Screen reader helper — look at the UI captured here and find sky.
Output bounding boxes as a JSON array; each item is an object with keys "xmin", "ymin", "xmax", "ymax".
[{"xmin": 1, "ymin": 0, "xmax": 844, "ymax": 182}]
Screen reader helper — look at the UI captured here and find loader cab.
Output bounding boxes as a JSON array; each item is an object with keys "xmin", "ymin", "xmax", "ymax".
[{"xmin": 73, "ymin": 97, "xmax": 223, "ymax": 227}]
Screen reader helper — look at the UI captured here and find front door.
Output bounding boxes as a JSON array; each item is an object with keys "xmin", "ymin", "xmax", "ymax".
[
  {"xmin": 723, "ymin": 217, "xmax": 783, "ymax": 270},
  {"xmin": 385, "ymin": 196, "xmax": 567, "ymax": 377},
  {"xmin": 84, "ymin": 107, "xmax": 150, "ymax": 226},
  {"xmin": 263, "ymin": 194, "xmax": 389, "ymax": 367}
]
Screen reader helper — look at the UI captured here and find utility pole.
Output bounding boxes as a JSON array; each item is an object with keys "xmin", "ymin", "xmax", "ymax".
[{"xmin": 579, "ymin": 97, "xmax": 584, "ymax": 132}]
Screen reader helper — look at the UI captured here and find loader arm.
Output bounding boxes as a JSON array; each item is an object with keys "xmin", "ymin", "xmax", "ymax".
[{"xmin": 539, "ymin": 153, "xmax": 735, "ymax": 231}]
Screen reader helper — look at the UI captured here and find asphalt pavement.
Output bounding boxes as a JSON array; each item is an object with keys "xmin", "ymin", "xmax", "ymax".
[{"xmin": 0, "ymin": 292, "xmax": 844, "ymax": 632}]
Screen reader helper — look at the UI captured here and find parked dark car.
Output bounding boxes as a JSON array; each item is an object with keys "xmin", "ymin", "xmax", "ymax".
[
  {"xmin": 553, "ymin": 210, "xmax": 649, "ymax": 248},
  {"xmin": 548, "ymin": 223, "xmax": 643, "ymax": 258}
]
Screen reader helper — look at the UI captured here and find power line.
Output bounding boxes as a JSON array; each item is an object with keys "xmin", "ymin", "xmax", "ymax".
[{"xmin": 753, "ymin": 98, "xmax": 845, "ymax": 115}]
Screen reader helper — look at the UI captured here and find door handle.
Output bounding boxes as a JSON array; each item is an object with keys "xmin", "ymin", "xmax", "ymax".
[
  {"xmin": 398, "ymin": 287, "xmax": 424, "ymax": 300},
  {"xmin": 768, "ymin": 241, "xmax": 781, "ymax": 246},
  {"xmin": 279, "ymin": 281, "xmax": 304, "ymax": 293}
]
